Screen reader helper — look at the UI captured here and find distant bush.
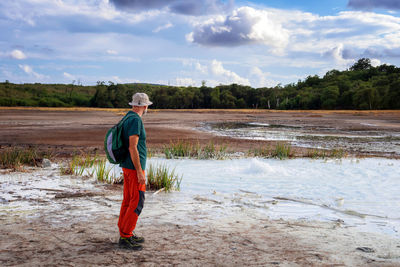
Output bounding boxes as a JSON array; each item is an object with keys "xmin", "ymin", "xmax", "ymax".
[
  {"xmin": 0, "ymin": 97, "xmax": 17, "ymax": 106},
  {"xmin": 0, "ymin": 97, "xmax": 38, "ymax": 106},
  {"xmin": 38, "ymin": 97, "xmax": 68, "ymax": 107},
  {"xmin": 71, "ymin": 95, "xmax": 90, "ymax": 106}
]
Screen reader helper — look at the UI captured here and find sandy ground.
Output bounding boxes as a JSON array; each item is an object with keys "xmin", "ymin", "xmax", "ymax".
[
  {"xmin": 1, "ymin": 108, "xmax": 400, "ymax": 157},
  {"xmin": 1, "ymin": 108, "xmax": 400, "ymax": 266},
  {"xmin": 1, "ymin": 165, "xmax": 399, "ymax": 267}
]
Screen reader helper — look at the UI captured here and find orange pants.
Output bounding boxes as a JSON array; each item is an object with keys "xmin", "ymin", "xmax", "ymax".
[{"xmin": 118, "ymin": 168, "xmax": 146, "ymax": 238}]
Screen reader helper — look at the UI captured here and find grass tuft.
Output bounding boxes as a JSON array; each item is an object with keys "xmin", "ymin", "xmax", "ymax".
[
  {"xmin": 60, "ymin": 153, "xmax": 98, "ymax": 176},
  {"xmin": 329, "ymin": 148, "xmax": 346, "ymax": 158},
  {"xmin": 0, "ymin": 147, "xmax": 52, "ymax": 169},
  {"xmin": 163, "ymin": 140, "xmax": 227, "ymax": 159},
  {"xmin": 146, "ymin": 163, "xmax": 182, "ymax": 192},
  {"xmin": 251, "ymin": 144, "xmax": 348, "ymax": 160},
  {"xmin": 95, "ymin": 158, "xmax": 116, "ymax": 183},
  {"xmin": 251, "ymin": 146, "xmax": 273, "ymax": 158},
  {"xmin": 272, "ymin": 142, "xmax": 292, "ymax": 160},
  {"xmin": 249, "ymin": 142, "xmax": 292, "ymax": 159},
  {"xmin": 60, "ymin": 153, "xmax": 122, "ymax": 184},
  {"xmin": 306, "ymin": 149, "xmax": 328, "ymax": 159},
  {"xmin": 305, "ymin": 148, "xmax": 347, "ymax": 159}
]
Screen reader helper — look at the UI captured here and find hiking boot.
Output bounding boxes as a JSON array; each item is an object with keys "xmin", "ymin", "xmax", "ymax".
[
  {"xmin": 119, "ymin": 237, "xmax": 143, "ymax": 251},
  {"xmin": 130, "ymin": 232, "xmax": 145, "ymax": 243}
]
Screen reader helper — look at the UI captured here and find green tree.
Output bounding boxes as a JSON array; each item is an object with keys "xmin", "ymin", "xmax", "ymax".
[
  {"xmin": 210, "ymin": 87, "xmax": 221, "ymax": 108},
  {"xmin": 321, "ymin": 86, "xmax": 339, "ymax": 109},
  {"xmin": 353, "ymin": 82, "xmax": 379, "ymax": 109},
  {"xmin": 385, "ymin": 80, "xmax": 400, "ymax": 109},
  {"xmin": 350, "ymin": 58, "xmax": 372, "ymax": 71},
  {"xmin": 220, "ymin": 90, "xmax": 236, "ymax": 108},
  {"xmin": 298, "ymin": 87, "xmax": 314, "ymax": 109}
]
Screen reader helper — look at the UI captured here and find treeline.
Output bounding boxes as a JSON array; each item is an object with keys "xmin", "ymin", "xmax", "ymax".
[
  {"xmin": 1, "ymin": 58, "xmax": 399, "ymax": 109},
  {"xmin": 0, "ymin": 83, "xmax": 96, "ymax": 107}
]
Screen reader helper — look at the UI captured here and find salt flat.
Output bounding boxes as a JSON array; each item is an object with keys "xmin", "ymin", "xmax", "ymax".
[{"xmin": 1, "ymin": 158, "xmax": 400, "ymax": 266}]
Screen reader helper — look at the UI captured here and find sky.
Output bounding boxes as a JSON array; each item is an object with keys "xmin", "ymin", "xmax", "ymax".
[{"xmin": 1, "ymin": 0, "xmax": 400, "ymax": 87}]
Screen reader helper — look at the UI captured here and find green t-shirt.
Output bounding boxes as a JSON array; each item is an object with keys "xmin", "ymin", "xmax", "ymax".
[{"xmin": 119, "ymin": 111, "xmax": 147, "ymax": 170}]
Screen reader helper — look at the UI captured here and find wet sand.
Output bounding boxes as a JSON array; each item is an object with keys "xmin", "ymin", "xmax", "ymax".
[{"xmin": 1, "ymin": 108, "xmax": 399, "ymax": 158}]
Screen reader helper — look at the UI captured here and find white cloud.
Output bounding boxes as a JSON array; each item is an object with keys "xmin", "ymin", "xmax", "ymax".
[
  {"xmin": 110, "ymin": 76, "xmax": 140, "ymax": 84},
  {"xmin": 0, "ymin": 0, "xmax": 162, "ymax": 26},
  {"xmin": 172, "ymin": 57, "xmax": 309, "ymax": 87},
  {"xmin": 285, "ymin": 11, "xmax": 400, "ymax": 54},
  {"xmin": 370, "ymin": 58, "xmax": 381, "ymax": 67},
  {"xmin": 19, "ymin": 64, "xmax": 31, "ymax": 74},
  {"xmin": 153, "ymin": 22, "xmax": 173, "ymax": 33},
  {"xmin": 188, "ymin": 7, "xmax": 289, "ymax": 54},
  {"xmin": 10, "ymin": 49, "xmax": 27, "ymax": 60},
  {"xmin": 323, "ymin": 43, "xmax": 353, "ymax": 68},
  {"xmin": 57, "ymin": 73, "xmax": 140, "ymax": 85},
  {"xmin": 175, "ymin": 77, "xmax": 197, "ymax": 86},
  {"xmin": 19, "ymin": 64, "xmax": 45, "ymax": 79},
  {"xmin": 106, "ymin": 49, "xmax": 118, "ymax": 55},
  {"xmin": 195, "ymin": 62, "xmax": 208, "ymax": 74},
  {"xmin": 210, "ymin": 60, "xmax": 250, "ymax": 85},
  {"xmin": 249, "ymin": 67, "xmax": 279, "ymax": 88},
  {"xmin": 63, "ymin": 72, "xmax": 75, "ymax": 80},
  {"xmin": 188, "ymin": 6, "xmax": 400, "ymax": 63},
  {"xmin": 158, "ymin": 58, "xmax": 251, "ymax": 86}
]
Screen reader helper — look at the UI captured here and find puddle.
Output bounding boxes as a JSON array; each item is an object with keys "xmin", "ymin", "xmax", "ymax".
[{"xmin": 198, "ymin": 122, "xmax": 400, "ymax": 155}]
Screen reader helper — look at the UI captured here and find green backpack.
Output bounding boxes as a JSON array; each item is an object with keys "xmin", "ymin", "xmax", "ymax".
[{"xmin": 104, "ymin": 114, "xmax": 134, "ymax": 164}]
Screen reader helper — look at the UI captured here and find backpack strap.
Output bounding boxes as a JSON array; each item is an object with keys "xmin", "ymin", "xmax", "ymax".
[{"xmin": 119, "ymin": 113, "xmax": 136, "ymax": 127}]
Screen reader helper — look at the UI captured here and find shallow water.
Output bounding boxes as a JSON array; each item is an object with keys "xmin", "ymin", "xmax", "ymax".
[
  {"xmin": 146, "ymin": 157, "xmax": 400, "ymax": 238},
  {"xmin": 1, "ymin": 158, "xmax": 399, "ymax": 238},
  {"xmin": 198, "ymin": 122, "xmax": 400, "ymax": 155}
]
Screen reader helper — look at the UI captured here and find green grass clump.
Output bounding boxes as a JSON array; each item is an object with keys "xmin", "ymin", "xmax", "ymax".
[
  {"xmin": 60, "ymin": 153, "xmax": 98, "ymax": 176},
  {"xmin": 271, "ymin": 142, "xmax": 292, "ymax": 160},
  {"xmin": 329, "ymin": 148, "xmax": 346, "ymax": 158},
  {"xmin": 146, "ymin": 163, "xmax": 182, "ymax": 192},
  {"xmin": 163, "ymin": 140, "xmax": 227, "ymax": 159},
  {"xmin": 249, "ymin": 143, "xmax": 292, "ymax": 160},
  {"xmin": 251, "ymin": 144, "xmax": 347, "ymax": 160},
  {"xmin": 95, "ymin": 158, "xmax": 119, "ymax": 183},
  {"xmin": 251, "ymin": 146, "xmax": 273, "ymax": 157},
  {"xmin": 60, "ymin": 153, "xmax": 121, "ymax": 184},
  {"xmin": 163, "ymin": 140, "xmax": 195, "ymax": 158},
  {"xmin": 0, "ymin": 147, "xmax": 52, "ymax": 169},
  {"xmin": 202, "ymin": 141, "xmax": 227, "ymax": 159},
  {"xmin": 305, "ymin": 148, "xmax": 346, "ymax": 159},
  {"xmin": 306, "ymin": 149, "xmax": 328, "ymax": 159}
]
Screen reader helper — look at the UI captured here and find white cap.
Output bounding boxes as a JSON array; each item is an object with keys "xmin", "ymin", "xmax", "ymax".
[{"xmin": 128, "ymin": 93, "xmax": 153, "ymax": 106}]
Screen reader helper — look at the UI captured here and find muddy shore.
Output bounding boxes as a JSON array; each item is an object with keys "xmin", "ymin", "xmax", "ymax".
[
  {"xmin": 0, "ymin": 108, "xmax": 399, "ymax": 158},
  {"xmin": 1, "ymin": 108, "xmax": 400, "ymax": 266}
]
